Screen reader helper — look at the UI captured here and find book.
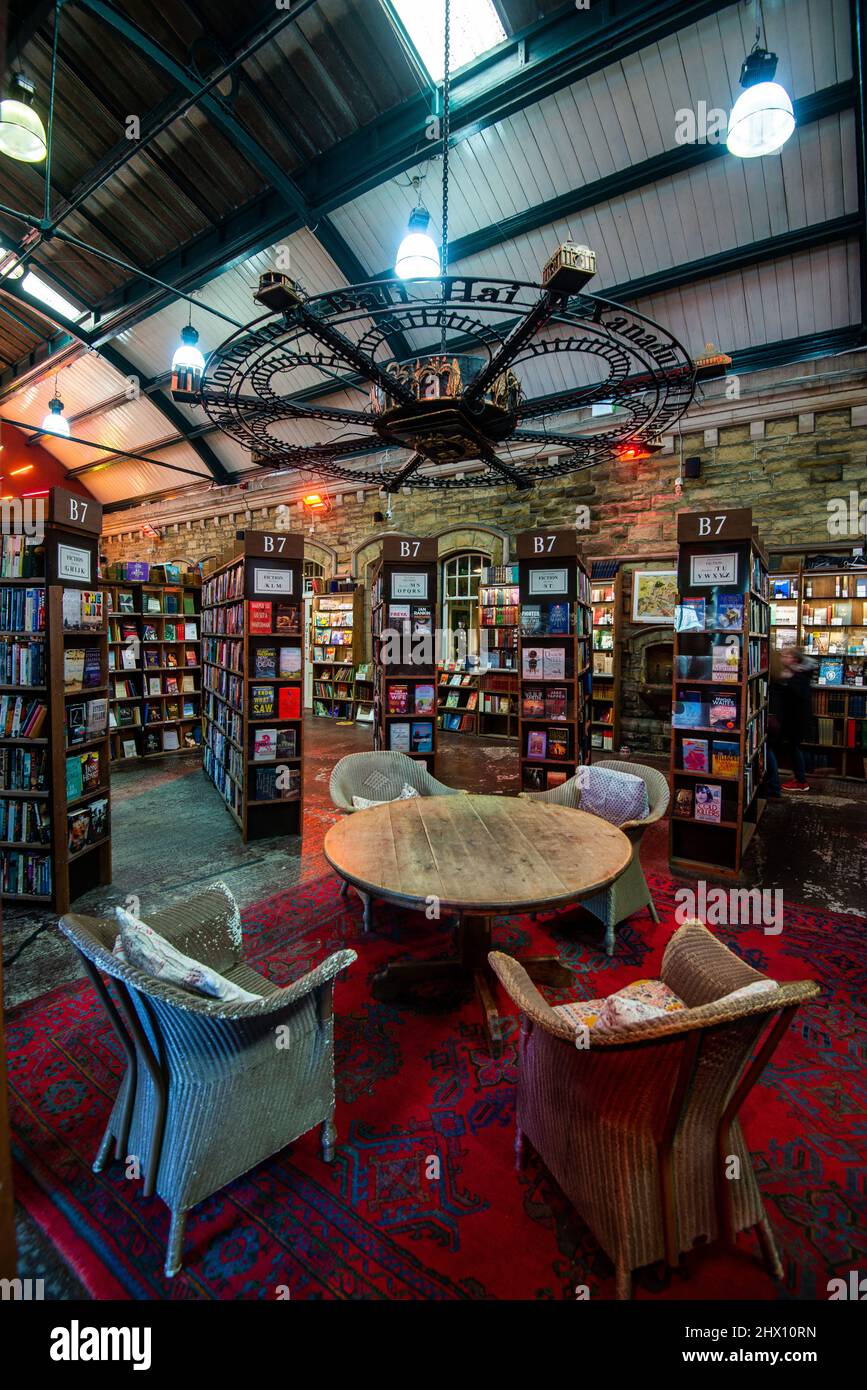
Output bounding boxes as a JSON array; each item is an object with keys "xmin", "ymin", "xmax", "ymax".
[
  {"xmin": 675, "ymin": 654, "xmax": 712, "ymax": 679},
  {"xmin": 520, "ymin": 605, "xmax": 543, "ymax": 635},
  {"xmin": 715, "ymin": 592, "xmax": 744, "ymax": 630},
  {"xmin": 709, "ymin": 694, "xmax": 738, "ymax": 729},
  {"xmin": 121, "ymin": 739, "xmax": 138, "ymax": 759},
  {"xmin": 64, "ymin": 648, "xmax": 85, "ymax": 690},
  {"xmin": 255, "ymin": 646, "xmax": 277, "ymax": 678},
  {"xmin": 694, "ymin": 783, "xmax": 722, "ymax": 822},
  {"xmin": 90, "ymin": 797, "xmax": 109, "ymax": 840},
  {"xmin": 674, "ymin": 599, "xmax": 706, "ymax": 632},
  {"xmin": 711, "ymin": 740, "xmax": 740, "ymax": 777},
  {"xmin": 543, "ymin": 647, "xmax": 566, "ymax": 680},
  {"xmin": 276, "ymin": 727, "xmax": 297, "ymax": 759},
  {"xmin": 81, "ymin": 752, "xmax": 100, "ymax": 791},
  {"xmin": 673, "ymin": 787, "xmax": 694, "ymax": 818},
  {"xmin": 414, "ymin": 683, "xmax": 435, "ymax": 714},
  {"xmin": 522, "ymin": 686, "xmax": 545, "ymax": 718},
  {"xmin": 65, "ymin": 755, "xmax": 83, "ymax": 800},
  {"xmin": 162, "ymin": 728, "xmax": 180, "ymax": 751},
  {"xmin": 164, "ymin": 675, "xmax": 179, "ymax": 695},
  {"xmin": 547, "ymin": 603, "xmax": 570, "ymax": 634},
  {"xmin": 183, "ymin": 726, "xmax": 201, "ymax": 748},
  {"xmin": 711, "ymin": 642, "xmax": 740, "ymax": 682},
  {"xmin": 251, "ymin": 684, "xmax": 275, "ymax": 718},
  {"xmin": 410, "ymin": 721, "xmax": 433, "ymax": 753},
  {"xmin": 278, "ymin": 685, "xmax": 301, "ymax": 720},
  {"xmin": 388, "ymin": 683, "xmax": 409, "ymax": 714},
  {"xmin": 818, "ymin": 658, "xmax": 844, "ymax": 686},
  {"xmin": 279, "ymin": 646, "xmax": 301, "ymax": 676},
  {"xmin": 253, "ymin": 728, "xmax": 277, "ymax": 760},
  {"xmin": 672, "ymin": 694, "xmax": 708, "ymax": 728},
  {"xmin": 546, "ymin": 770, "xmax": 568, "ymax": 789},
  {"xmin": 389, "ymin": 721, "xmax": 411, "ymax": 752},
  {"xmin": 522, "ymin": 765, "xmax": 545, "ymax": 792},
  {"xmin": 547, "ymin": 727, "xmax": 568, "ymax": 759},
  {"xmin": 527, "ymin": 730, "xmax": 547, "ymax": 759},
  {"xmin": 66, "ymin": 702, "xmax": 86, "ymax": 745},
  {"xmin": 682, "ymin": 737, "xmax": 709, "ymax": 771},
  {"xmin": 274, "ymin": 604, "xmax": 299, "ymax": 634},
  {"xmin": 67, "ymin": 810, "xmax": 90, "ymax": 854},
  {"xmin": 545, "ymin": 686, "xmax": 568, "ymax": 720}
]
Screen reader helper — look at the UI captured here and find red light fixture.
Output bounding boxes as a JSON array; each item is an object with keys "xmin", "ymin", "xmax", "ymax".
[
  {"xmin": 302, "ymin": 492, "xmax": 328, "ymax": 510},
  {"xmin": 617, "ymin": 436, "xmax": 664, "ymax": 463},
  {"xmin": 10, "ymin": 463, "xmax": 34, "ymax": 476}
]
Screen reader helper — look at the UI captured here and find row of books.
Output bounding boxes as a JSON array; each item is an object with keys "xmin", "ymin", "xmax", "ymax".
[
  {"xmin": 252, "ymin": 766, "xmax": 300, "ymax": 801},
  {"xmin": 526, "ymin": 727, "xmax": 570, "ymax": 760},
  {"xmin": 203, "ymin": 746, "xmax": 243, "ymax": 814},
  {"xmin": 64, "ymin": 647, "xmax": 103, "ymax": 690},
  {"xmin": 0, "ymin": 797, "xmax": 50, "ymax": 844},
  {"xmin": 522, "ymin": 685, "xmax": 568, "ymax": 720},
  {"xmin": 679, "ymin": 738, "xmax": 740, "ymax": 776},
  {"xmin": 251, "ymin": 727, "xmax": 299, "ymax": 761},
  {"xmin": 249, "ymin": 600, "xmax": 300, "ymax": 635},
  {"xmin": 203, "ymin": 565, "xmax": 244, "ymax": 606},
  {"xmin": 479, "ymin": 586, "xmax": 519, "ymax": 608},
  {"xmin": 440, "ymin": 712, "xmax": 475, "ymax": 732},
  {"xmin": 204, "ymin": 667, "xmax": 243, "ymax": 711},
  {"xmin": 0, "ymin": 696, "xmax": 48, "ymax": 738},
  {"xmin": 141, "ymin": 701, "xmax": 196, "ymax": 724},
  {"xmin": 203, "ymin": 636, "xmax": 243, "ymax": 671},
  {"xmin": 673, "ymin": 691, "xmax": 738, "ymax": 730},
  {"xmin": 811, "ymin": 716, "xmax": 845, "ymax": 747},
  {"xmin": 203, "ymin": 692, "xmax": 242, "ymax": 744},
  {"xmin": 674, "ymin": 592, "xmax": 745, "ymax": 633},
  {"xmin": 481, "ymin": 693, "xmax": 514, "ymax": 716},
  {"xmin": 251, "ymin": 644, "xmax": 302, "ymax": 678},
  {"xmin": 67, "ymin": 698, "xmax": 108, "ymax": 745},
  {"xmin": 522, "ymin": 646, "xmax": 569, "ymax": 680},
  {"xmin": 0, "ymin": 639, "xmax": 46, "ymax": 686},
  {"xmin": 480, "ymin": 606, "xmax": 519, "ymax": 627},
  {"xmin": 65, "ymin": 751, "xmax": 102, "ymax": 800},
  {"xmin": 801, "ymin": 601, "xmax": 865, "ymax": 626},
  {"xmin": 591, "ymin": 729, "xmax": 614, "ymax": 751},
  {"xmin": 203, "ymin": 600, "xmax": 244, "ymax": 637},
  {"xmin": 481, "ymin": 565, "xmax": 519, "ymax": 586},
  {"xmin": 0, "ymin": 536, "xmax": 43, "ymax": 579},
  {"xmin": 1, "ymin": 849, "xmax": 52, "ymax": 896},
  {"xmin": 313, "ymin": 681, "xmax": 353, "ymax": 702},
  {"xmin": 388, "ymin": 720, "xmax": 434, "ymax": 754},
  {"xmin": 672, "ymin": 784, "xmax": 726, "ymax": 821},
  {"xmin": 139, "ymin": 592, "xmax": 196, "ymax": 616},
  {"xmin": 67, "ymin": 798, "xmax": 109, "ymax": 854},
  {"xmin": 0, "ymin": 586, "xmax": 45, "ymax": 633},
  {"xmin": 61, "ymin": 590, "xmax": 103, "ymax": 631},
  {"xmin": 522, "ymin": 766, "xmax": 569, "ymax": 793},
  {"xmin": 386, "ymin": 681, "xmax": 436, "ymax": 715},
  {"xmin": 204, "ymin": 727, "xmax": 241, "ymax": 780},
  {"xmin": 520, "ymin": 602, "xmax": 571, "ymax": 636},
  {"xmin": 442, "ymin": 689, "xmax": 477, "ymax": 710},
  {"xmin": 250, "ymin": 684, "xmax": 301, "ymax": 720},
  {"xmin": 593, "ymin": 651, "xmax": 614, "ymax": 676},
  {"xmin": 0, "ymin": 745, "xmax": 48, "ymax": 791}
]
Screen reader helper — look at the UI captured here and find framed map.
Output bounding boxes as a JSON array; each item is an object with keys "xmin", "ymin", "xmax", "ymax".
[{"xmin": 631, "ymin": 569, "xmax": 678, "ymax": 624}]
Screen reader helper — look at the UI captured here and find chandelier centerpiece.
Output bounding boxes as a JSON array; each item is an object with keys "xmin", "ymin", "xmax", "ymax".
[{"xmin": 185, "ymin": 1, "xmax": 718, "ymax": 491}]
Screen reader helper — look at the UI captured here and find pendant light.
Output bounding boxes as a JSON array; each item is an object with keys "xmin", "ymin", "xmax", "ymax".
[
  {"xmin": 395, "ymin": 177, "xmax": 440, "ymax": 279},
  {"xmin": 170, "ymin": 317, "xmax": 206, "ymax": 401},
  {"xmin": 0, "ymin": 74, "xmax": 47, "ymax": 163},
  {"xmin": 726, "ymin": 4, "xmax": 794, "ymax": 158},
  {"xmin": 41, "ymin": 377, "xmax": 69, "ymax": 437}
]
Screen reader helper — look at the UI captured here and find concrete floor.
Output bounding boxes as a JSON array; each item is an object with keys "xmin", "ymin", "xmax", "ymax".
[{"xmin": 4, "ymin": 714, "xmax": 866, "ymax": 1296}]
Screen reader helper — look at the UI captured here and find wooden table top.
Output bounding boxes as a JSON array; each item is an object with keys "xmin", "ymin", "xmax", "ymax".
[{"xmin": 323, "ymin": 793, "xmax": 632, "ymax": 915}]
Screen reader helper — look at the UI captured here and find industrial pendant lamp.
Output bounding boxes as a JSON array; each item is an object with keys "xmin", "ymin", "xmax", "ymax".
[
  {"xmin": 395, "ymin": 177, "xmax": 440, "ymax": 279},
  {"xmin": 40, "ymin": 377, "xmax": 70, "ymax": 437},
  {"xmin": 171, "ymin": 317, "xmax": 206, "ymax": 401},
  {"xmin": 0, "ymin": 74, "xmax": 47, "ymax": 163},
  {"xmin": 726, "ymin": 3, "xmax": 794, "ymax": 158}
]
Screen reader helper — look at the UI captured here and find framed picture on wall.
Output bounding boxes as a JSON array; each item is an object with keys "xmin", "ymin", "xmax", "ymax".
[{"xmin": 631, "ymin": 569, "xmax": 678, "ymax": 624}]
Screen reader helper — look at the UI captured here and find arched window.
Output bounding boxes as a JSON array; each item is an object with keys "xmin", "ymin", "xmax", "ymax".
[
  {"xmin": 303, "ymin": 559, "xmax": 325, "ymax": 595},
  {"xmin": 441, "ymin": 551, "xmax": 489, "ymax": 637}
]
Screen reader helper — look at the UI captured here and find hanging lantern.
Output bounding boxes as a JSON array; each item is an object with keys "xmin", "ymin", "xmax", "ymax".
[
  {"xmin": 40, "ymin": 382, "xmax": 69, "ymax": 437},
  {"xmin": 395, "ymin": 181, "xmax": 440, "ymax": 279},
  {"xmin": 171, "ymin": 323, "xmax": 205, "ymax": 401},
  {"xmin": 727, "ymin": 47, "xmax": 794, "ymax": 158},
  {"xmin": 0, "ymin": 75, "xmax": 47, "ymax": 164}
]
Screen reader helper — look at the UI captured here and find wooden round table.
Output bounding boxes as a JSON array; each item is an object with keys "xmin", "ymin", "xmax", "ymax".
[{"xmin": 324, "ymin": 793, "xmax": 633, "ymax": 1053}]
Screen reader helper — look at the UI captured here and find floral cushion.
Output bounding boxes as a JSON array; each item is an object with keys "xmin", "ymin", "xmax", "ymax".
[
  {"xmin": 112, "ymin": 907, "xmax": 262, "ymax": 1003},
  {"xmin": 579, "ymin": 766, "xmax": 649, "ymax": 827},
  {"xmin": 721, "ymin": 979, "xmax": 778, "ymax": 1003},
  {"xmin": 352, "ymin": 782, "xmax": 421, "ymax": 810},
  {"xmin": 555, "ymin": 978, "xmax": 685, "ymax": 1032}
]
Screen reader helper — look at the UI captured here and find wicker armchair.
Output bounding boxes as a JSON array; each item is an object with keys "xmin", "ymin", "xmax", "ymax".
[
  {"xmin": 490, "ymin": 922, "xmax": 819, "ymax": 1299},
  {"xmin": 522, "ymin": 759, "xmax": 670, "ymax": 955},
  {"xmin": 59, "ymin": 884, "xmax": 356, "ymax": 1278},
  {"xmin": 329, "ymin": 751, "xmax": 465, "ymax": 929}
]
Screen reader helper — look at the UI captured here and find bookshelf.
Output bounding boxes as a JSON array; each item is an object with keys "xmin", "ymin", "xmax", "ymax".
[
  {"xmin": 669, "ymin": 508, "xmax": 769, "ymax": 878},
  {"xmin": 478, "ymin": 561, "xmax": 519, "ymax": 739},
  {"xmin": 516, "ymin": 528, "xmax": 592, "ymax": 793},
  {"xmin": 202, "ymin": 531, "xmax": 304, "ymax": 841},
  {"xmin": 479, "ymin": 670, "xmax": 519, "ymax": 739},
  {"xmin": 372, "ymin": 536, "xmax": 438, "ymax": 769},
  {"xmin": 1, "ymin": 487, "xmax": 111, "ymax": 912},
  {"xmin": 799, "ymin": 564, "xmax": 867, "ymax": 778},
  {"xmin": 105, "ymin": 572, "xmax": 201, "ymax": 760},
  {"xmin": 769, "ymin": 570, "xmax": 799, "ymax": 651},
  {"xmin": 311, "ymin": 587, "xmax": 364, "ymax": 722},
  {"xmin": 438, "ymin": 664, "xmax": 481, "ymax": 734},
  {"xmin": 590, "ymin": 565, "xmax": 622, "ymax": 756}
]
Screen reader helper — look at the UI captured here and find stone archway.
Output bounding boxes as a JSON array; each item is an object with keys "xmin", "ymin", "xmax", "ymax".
[
  {"xmin": 433, "ymin": 525, "xmax": 509, "ymax": 565},
  {"xmin": 304, "ymin": 537, "xmax": 338, "ymax": 579}
]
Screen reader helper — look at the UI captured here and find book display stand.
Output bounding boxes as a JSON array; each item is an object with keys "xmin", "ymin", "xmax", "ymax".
[
  {"xmin": 202, "ymin": 531, "xmax": 304, "ymax": 842},
  {"xmin": 1, "ymin": 487, "xmax": 111, "ymax": 911},
  {"xmin": 372, "ymin": 536, "xmax": 438, "ymax": 770},
  {"xmin": 669, "ymin": 508, "xmax": 769, "ymax": 877},
  {"xmin": 516, "ymin": 528, "xmax": 592, "ymax": 793},
  {"xmin": 311, "ymin": 587, "xmax": 364, "ymax": 721},
  {"xmin": 590, "ymin": 565, "xmax": 622, "ymax": 756}
]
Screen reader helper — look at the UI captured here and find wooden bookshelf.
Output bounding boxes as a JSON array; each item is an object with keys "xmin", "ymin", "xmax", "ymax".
[
  {"xmin": 799, "ymin": 563, "xmax": 867, "ymax": 779},
  {"xmin": 311, "ymin": 586, "xmax": 364, "ymax": 721},
  {"xmin": 371, "ymin": 536, "xmax": 438, "ymax": 769},
  {"xmin": 202, "ymin": 531, "xmax": 304, "ymax": 841},
  {"xmin": 478, "ymin": 561, "xmax": 519, "ymax": 739},
  {"xmin": 1, "ymin": 487, "xmax": 111, "ymax": 912},
  {"xmin": 516, "ymin": 528, "xmax": 592, "ymax": 793},
  {"xmin": 769, "ymin": 570, "xmax": 800, "ymax": 652},
  {"xmin": 590, "ymin": 565, "xmax": 622, "ymax": 757},
  {"xmin": 669, "ymin": 508, "xmax": 769, "ymax": 878},
  {"xmin": 105, "ymin": 572, "xmax": 201, "ymax": 760},
  {"xmin": 437, "ymin": 664, "xmax": 481, "ymax": 734},
  {"xmin": 479, "ymin": 670, "xmax": 519, "ymax": 739}
]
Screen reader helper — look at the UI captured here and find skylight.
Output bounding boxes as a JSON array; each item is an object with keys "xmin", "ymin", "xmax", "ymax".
[
  {"xmin": 389, "ymin": 0, "xmax": 506, "ymax": 83},
  {"xmin": 20, "ymin": 271, "xmax": 82, "ymax": 322}
]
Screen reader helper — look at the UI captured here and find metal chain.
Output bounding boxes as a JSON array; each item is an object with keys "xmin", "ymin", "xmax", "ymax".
[{"xmin": 440, "ymin": 0, "xmax": 451, "ymax": 354}]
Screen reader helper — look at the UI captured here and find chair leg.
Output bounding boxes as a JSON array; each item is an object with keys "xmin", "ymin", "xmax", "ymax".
[
  {"xmin": 165, "ymin": 1210, "xmax": 187, "ymax": 1279},
  {"xmin": 515, "ymin": 1124, "xmax": 528, "ymax": 1172},
  {"xmin": 93, "ymin": 1126, "xmax": 115, "ymax": 1173},
  {"xmin": 321, "ymin": 1114, "xmax": 337, "ymax": 1164},
  {"xmin": 605, "ymin": 923, "xmax": 616, "ymax": 956},
  {"xmin": 338, "ymin": 878, "xmax": 349, "ymax": 898},
  {"xmin": 756, "ymin": 1216, "xmax": 783, "ymax": 1280},
  {"xmin": 648, "ymin": 895, "xmax": 660, "ymax": 924},
  {"xmin": 358, "ymin": 890, "xmax": 372, "ymax": 933}
]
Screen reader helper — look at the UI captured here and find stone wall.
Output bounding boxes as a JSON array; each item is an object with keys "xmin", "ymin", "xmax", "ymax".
[{"xmin": 101, "ymin": 403, "xmax": 867, "ymax": 752}]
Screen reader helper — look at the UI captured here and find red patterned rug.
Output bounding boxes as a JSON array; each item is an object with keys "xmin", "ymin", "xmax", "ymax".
[{"xmin": 7, "ymin": 872, "xmax": 865, "ymax": 1300}]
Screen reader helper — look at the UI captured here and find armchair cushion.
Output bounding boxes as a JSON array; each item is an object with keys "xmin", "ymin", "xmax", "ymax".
[
  {"xmin": 351, "ymin": 781, "xmax": 420, "ymax": 810},
  {"xmin": 113, "ymin": 907, "xmax": 262, "ymax": 1004},
  {"xmin": 555, "ymin": 977, "xmax": 686, "ymax": 1032},
  {"xmin": 579, "ymin": 766, "xmax": 650, "ymax": 827}
]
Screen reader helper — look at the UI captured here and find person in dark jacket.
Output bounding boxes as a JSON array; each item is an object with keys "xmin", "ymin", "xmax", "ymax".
[{"xmin": 780, "ymin": 647, "xmax": 816, "ymax": 791}]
